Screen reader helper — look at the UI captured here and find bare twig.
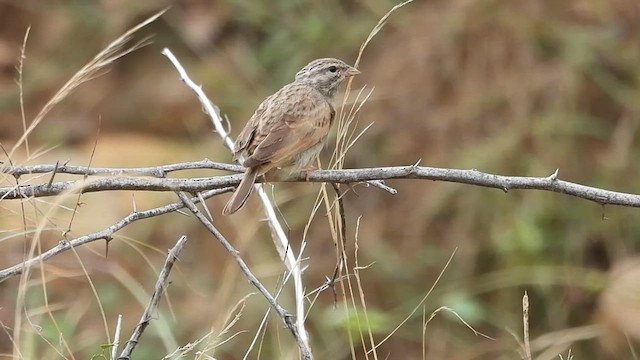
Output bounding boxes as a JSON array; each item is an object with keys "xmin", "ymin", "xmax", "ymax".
[
  {"xmin": 118, "ymin": 235, "xmax": 188, "ymax": 360},
  {"xmin": 1, "ymin": 159, "xmax": 241, "ymax": 178},
  {"xmin": 0, "ymin": 173, "xmax": 243, "ymax": 199},
  {"xmin": 175, "ymin": 192, "xmax": 313, "ymax": 360},
  {"xmin": 112, "ymin": 314, "xmax": 123, "ymax": 360},
  {"xmin": 523, "ymin": 291, "xmax": 532, "ymax": 360},
  {"xmin": 0, "ymin": 188, "xmax": 231, "ymax": 282},
  {"xmin": 18, "ymin": 26, "xmax": 31, "ymax": 157},
  {"xmin": 2, "ymin": 164, "xmax": 640, "ymax": 208}
]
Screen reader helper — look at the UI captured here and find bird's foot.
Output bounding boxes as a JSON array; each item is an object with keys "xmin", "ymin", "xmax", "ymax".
[{"xmin": 302, "ymin": 165, "xmax": 317, "ymax": 181}]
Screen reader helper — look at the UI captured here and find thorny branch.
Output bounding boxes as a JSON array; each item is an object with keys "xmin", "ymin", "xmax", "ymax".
[
  {"xmin": 2, "ymin": 163, "xmax": 640, "ymax": 207},
  {"xmin": 3, "ymin": 159, "xmax": 242, "ymax": 178}
]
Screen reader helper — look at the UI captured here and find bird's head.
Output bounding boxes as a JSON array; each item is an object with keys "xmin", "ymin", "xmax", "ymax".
[{"xmin": 295, "ymin": 58, "xmax": 360, "ymax": 98}]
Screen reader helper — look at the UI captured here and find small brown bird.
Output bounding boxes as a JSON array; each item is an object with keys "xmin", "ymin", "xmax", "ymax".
[{"xmin": 223, "ymin": 58, "xmax": 360, "ymax": 215}]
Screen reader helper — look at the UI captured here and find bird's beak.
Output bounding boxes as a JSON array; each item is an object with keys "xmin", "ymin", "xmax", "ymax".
[{"xmin": 345, "ymin": 66, "xmax": 361, "ymax": 77}]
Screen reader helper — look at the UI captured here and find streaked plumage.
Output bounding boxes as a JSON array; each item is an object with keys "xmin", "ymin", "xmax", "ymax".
[{"xmin": 223, "ymin": 58, "xmax": 360, "ymax": 215}]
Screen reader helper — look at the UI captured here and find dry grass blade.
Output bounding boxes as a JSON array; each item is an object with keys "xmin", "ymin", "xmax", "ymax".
[
  {"xmin": 353, "ymin": 0, "xmax": 415, "ymax": 68},
  {"xmin": 304, "ymin": 0, "xmax": 417, "ymax": 273},
  {"xmin": 352, "ymin": 216, "xmax": 379, "ymax": 360},
  {"xmin": 368, "ymin": 249, "xmax": 457, "ymax": 354},
  {"xmin": 331, "ymin": 0, "xmax": 415, "ymax": 163},
  {"xmin": 330, "ymin": 86, "xmax": 375, "ymax": 170},
  {"xmin": 18, "ymin": 26, "xmax": 31, "ymax": 158},
  {"xmin": 9, "ymin": 8, "xmax": 167, "ymax": 159},
  {"xmin": 310, "ymin": 2, "xmax": 416, "ymax": 358},
  {"xmin": 162, "ymin": 295, "xmax": 250, "ymax": 360},
  {"xmin": 162, "ymin": 330, "xmax": 214, "ymax": 360},
  {"xmin": 333, "ymin": 0, "xmax": 415, "ymax": 160}
]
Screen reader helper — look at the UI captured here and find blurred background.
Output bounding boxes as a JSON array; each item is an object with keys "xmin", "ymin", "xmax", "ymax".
[{"xmin": 1, "ymin": 0, "xmax": 640, "ymax": 359}]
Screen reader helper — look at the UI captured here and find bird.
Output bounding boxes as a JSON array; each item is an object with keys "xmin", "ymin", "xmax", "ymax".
[{"xmin": 222, "ymin": 58, "xmax": 360, "ymax": 215}]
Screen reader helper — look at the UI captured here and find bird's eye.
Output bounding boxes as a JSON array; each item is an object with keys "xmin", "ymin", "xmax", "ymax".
[{"xmin": 328, "ymin": 66, "xmax": 337, "ymax": 73}]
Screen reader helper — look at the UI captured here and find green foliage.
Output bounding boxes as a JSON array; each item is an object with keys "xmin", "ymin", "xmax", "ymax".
[{"xmin": 326, "ymin": 305, "xmax": 391, "ymax": 335}]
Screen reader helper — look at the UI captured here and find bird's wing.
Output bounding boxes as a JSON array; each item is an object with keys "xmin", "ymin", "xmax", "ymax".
[
  {"xmin": 232, "ymin": 94, "xmax": 273, "ymax": 160},
  {"xmin": 242, "ymin": 84, "xmax": 334, "ymax": 170}
]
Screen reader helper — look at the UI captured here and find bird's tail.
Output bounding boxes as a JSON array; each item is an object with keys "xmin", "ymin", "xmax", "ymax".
[{"xmin": 223, "ymin": 167, "xmax": 259, "ymax": 215}]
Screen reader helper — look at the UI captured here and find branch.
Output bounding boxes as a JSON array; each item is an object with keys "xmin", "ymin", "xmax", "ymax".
[
  {"xmin": 175, "ymin": 192, "xmax": 313, "ymax": 360},
  {"xmin": 0, "ymin": 189, "xmax": 230, "ymax": 283},
  {"xmin": 117, "ymin": 235, "xmax": 188, "ymax": 360},
  {"xmin": 0, "ymin": 173, "xmax": 242, "ymax": 199},
  {"xmin": 2, "ymin": 164, "xmax": 640, "ymax": 207},
  {"xmin": 2, "ymin": 159, "xmax": 242, "ymax": 178}
]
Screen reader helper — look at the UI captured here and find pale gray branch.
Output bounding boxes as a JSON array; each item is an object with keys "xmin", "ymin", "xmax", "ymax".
[
  {"xmin": 1, "ymin": 159, "xmax": 242, "ymax": 178},
  {"xmin": 118, "ymin": 235, "xmax": 188, "ymax": 360},
  {"xmin": 2, "ymin": 163, "xmax": 640, "ymax": 207},
  {"xmin": 0, "ymin": 174, "xmax": 242, "ymax": 199}
]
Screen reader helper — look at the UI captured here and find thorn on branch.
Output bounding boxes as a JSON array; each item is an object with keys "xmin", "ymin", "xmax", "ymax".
[
  {"xmin": 404, "ymin": 164, "xmax": 418, "ymax": 176},
  {"xmin": 323, "ymin": 274, "xmax": 339, "ymax": 308},
  {"xmin": 283, "ymin": 310, "xmax": 295, "ymax": 322},
  {"xmin": 547, "ymin": 168, "xmax": 560, "ymax": 181},
  {"xmin": 47, "ymin": 160, "xmax": 60, "ymax": 187}
]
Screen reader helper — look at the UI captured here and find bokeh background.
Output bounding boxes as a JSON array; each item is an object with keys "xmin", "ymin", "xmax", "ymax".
[{"xmin": 1, "ymin": 0, "xmax": 640, "ymax": 359}]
